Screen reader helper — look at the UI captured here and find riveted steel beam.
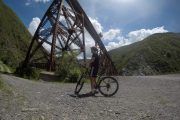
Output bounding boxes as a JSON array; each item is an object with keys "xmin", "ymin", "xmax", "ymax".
[{"xmin": 23, "ymin": 0, "xmax": 117, "ymax": 75}]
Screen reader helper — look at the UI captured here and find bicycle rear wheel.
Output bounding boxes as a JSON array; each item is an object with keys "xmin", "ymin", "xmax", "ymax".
[
  {"xmin": 98, "ymin": 76, "xmax": 119, "ymax": 97},
  {"xmin": 74, "ymin": 74, "xmax": 85, "ymax": 94}
]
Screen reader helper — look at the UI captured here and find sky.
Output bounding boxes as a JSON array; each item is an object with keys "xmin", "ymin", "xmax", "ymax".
[{"xmin": 3, "ymin": 0, "xmax": 180, "ymax": 53}]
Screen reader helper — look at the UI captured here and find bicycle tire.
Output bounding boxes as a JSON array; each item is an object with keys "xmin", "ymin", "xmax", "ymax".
[
  {"xmin": 98, "ymin": 76, "xmax": 119, "ymax": 97},
  {"xmin": 74, "ymin": 74, "xmax": 85, "ymax": 94}
]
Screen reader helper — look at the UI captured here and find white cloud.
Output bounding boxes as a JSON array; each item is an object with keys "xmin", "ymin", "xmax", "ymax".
[
  {"xmin": 105, "ymin": 36, "xmax": 130, "ymax": 51},
  {"xmin": 83, "ymin": 17, "xmax": 104, "ymax": 57},
  {"xmin": 83, "ymin": 17, "xmax": 168, "ymax": 53},
  {"xmin": 28, "ymin": 16, "xmax": 168, "ymax": 57},
  {"xmin": 25, "ymin": 2, "xmax": 31, "ymax": 6},
  {"xmin": 25, "ymin": 0, "xmax": 51, "ymax": 5},
  {"xmin": 34, "ymin": 0, "xmax": 51, "ymax": 3},
  {"xmin": 105, "ymin": 42, "xmax": 119, "ymax": 51},
  {"xmin": 103, "ymin": 29, "xmax": 120, "ymax": 41},
  {"xmin": 25, "ymin": 0, "xmax": 31, "ymax": 6},
  {"xmin": 105, "ymin": 26, "xmax": 168, "ymax": 51},
  {"xmin": 28, "ymin": 17, "xmax": 52, "ymax": 52},
  {"xmin": 128, "ymin": 26, "xmax": 168, "ymax": 43},
  {"xmin": 28, "ymin": 17, "xmax": 41, "ymax": 35},
  {"xmin": 109, "ymin": 0, "xmax": 137, "ymax": 4},
  {"xmin": 89, "ymin": 17, "xmax": 103, "ymax": 33},
  {"xmin": 42, "ymin": 43, "xmax": 51, "ymax": 52},
  {"xmin": 82, "ymin": 30, "xmax": 96, "ymax": 58}
]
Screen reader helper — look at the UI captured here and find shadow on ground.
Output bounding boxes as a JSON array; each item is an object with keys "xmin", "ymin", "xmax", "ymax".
[{"xmin": 68, "ymin": 92, "xmax": 105, "ymax": 98}]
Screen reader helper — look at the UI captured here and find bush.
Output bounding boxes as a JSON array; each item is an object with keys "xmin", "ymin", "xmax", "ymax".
[
  {"xmin": 15, "ymin": 65, "xmax": 40, "ymax": 80},
  {"xmin": 56, "ymin": 67, "xmax": 68, "ymax": 81},
  {"xmin": 66, "ymin": 68, "xmax": 81, "ymax": 83},
  {"xmin": 56, "ymin": 51, "xmax": 82, "ymax": 83}
]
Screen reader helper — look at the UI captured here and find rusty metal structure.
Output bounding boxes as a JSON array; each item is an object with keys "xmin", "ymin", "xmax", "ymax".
[{"xmin": 23, "ymin": 0, "xmax": 117, "ymax": 75}]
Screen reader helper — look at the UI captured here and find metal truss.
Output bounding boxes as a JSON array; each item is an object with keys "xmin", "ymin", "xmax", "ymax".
[{"xmin": 23, "ymin": 0, "xmax": 117, "ymax": 75}]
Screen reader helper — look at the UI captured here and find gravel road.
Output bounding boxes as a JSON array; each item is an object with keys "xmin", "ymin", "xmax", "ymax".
[{"xmin": 0, "ymin": 74, "xmax": 180, "ymax": 120}]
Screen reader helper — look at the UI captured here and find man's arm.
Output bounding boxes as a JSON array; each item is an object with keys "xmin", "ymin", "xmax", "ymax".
[
  {"xmin": 81, "ymin": 56, "xmax": 95, "ymax": 67},
  {"xmin": 87, "ymin": 56, "xmax": 95, "ymax": 67},
  {"xmin": 89, "ymin": 56, "xmax": 95, "ymax": 64}
]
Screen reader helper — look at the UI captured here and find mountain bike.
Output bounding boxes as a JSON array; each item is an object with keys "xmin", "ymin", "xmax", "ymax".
[{"xmin": 74, "ymin": 68, "xmax": 119, "ymax": 97}]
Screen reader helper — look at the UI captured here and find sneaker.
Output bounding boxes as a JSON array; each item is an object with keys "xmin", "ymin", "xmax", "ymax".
[
  {"xmin": 88, "ymin": 91, "xmax": 95, "ymax": 96},
  {"xmin": 94, "ymin": 85, "xmax": 98, "ymax": 90},
  {"xmin": 92, "ymin": 89, "xmax": 99, "ymax": 94}
]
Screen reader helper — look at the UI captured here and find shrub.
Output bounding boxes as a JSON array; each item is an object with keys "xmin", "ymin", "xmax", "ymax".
[
  {"xmin": 15, "ymin": 65, "xmax": 40, "ymax": 80},
  {"xmin": 56, "ymin": 51, "xmax": 82, "ymax": 83},
  {"xmin": 66, "ymin": 68, "xmax": 81, "ymax": 83}
]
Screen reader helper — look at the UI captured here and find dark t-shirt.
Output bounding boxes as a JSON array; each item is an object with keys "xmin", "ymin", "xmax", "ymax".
[{"xmin": 91, "ymin": 53, "xmax": 99, "ymax": 68}]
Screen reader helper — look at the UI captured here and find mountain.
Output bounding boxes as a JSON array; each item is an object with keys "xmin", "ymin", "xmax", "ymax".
[
  {"xmin": 109, "ymin": 33, "xmax": 180, "ymax": 75},
  {"xmin": 0, "ymin": 0, "xmax": 32, "ymax": 67}
]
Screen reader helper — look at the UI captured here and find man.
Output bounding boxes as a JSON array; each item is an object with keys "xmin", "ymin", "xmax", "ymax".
[{"xmin": 89, "ymin": 46, "xmax": 99, "ymax": 95}]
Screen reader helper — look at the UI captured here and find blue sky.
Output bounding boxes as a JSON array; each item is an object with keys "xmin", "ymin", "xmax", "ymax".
[{"xmin": 3, "ymin": 0, "xmax": 180, "ymax": 51}]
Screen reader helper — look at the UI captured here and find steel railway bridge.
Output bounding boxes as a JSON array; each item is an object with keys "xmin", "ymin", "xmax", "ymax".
[{"xmin": 23, "ymin": 0, "xmax": 117, "ymax": 75}]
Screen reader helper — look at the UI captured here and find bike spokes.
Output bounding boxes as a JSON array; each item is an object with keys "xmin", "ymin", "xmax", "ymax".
[{"xmin": 98, "ymin": 77, "xmax": 119, "ymax": 97}]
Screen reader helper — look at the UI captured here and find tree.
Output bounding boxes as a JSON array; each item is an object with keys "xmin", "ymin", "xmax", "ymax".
[{"xmin": 56, "ymin": 51, "xmax": 82, "ymax": 83}]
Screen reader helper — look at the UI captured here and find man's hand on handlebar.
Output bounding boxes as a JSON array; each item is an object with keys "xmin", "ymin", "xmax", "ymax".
[{"xmin": 81, "ymin": 61, "xmax": 91, "ymax": 68}]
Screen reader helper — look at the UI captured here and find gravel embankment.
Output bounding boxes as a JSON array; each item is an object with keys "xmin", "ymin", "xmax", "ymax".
[{"xmin": 0, "ymin": 74, "xmax": 180, "ymax": 120}]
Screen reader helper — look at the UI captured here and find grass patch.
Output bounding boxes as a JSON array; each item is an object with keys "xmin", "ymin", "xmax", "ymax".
[
  {"xmin": 0, "ymin": 61, "xmax": 12, "ymax": 73},
  {"xmin": 15, "ymin": 66, "xmax": 41, "ymax": 80},
  {"xmin": 0, "ymin": 76, "xmax": 12, "ymax": 94},
  {"xmin": 0, "ymin": 77, "xmax": 4, "ymax": 90},
  {"xmin": 39, "ymin": 71, "xmax": 91, "ymax": 83}
]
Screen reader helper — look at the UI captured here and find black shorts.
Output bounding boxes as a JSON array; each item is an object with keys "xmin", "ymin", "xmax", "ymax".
[{"xmin": 89, "ymin": 66, "xmax": 98, "ymax": 77}]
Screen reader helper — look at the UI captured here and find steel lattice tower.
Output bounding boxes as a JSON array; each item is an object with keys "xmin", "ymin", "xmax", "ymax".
[{"xmin": 23, "ymin": 0, "xmax": 117, "ymax": 75}]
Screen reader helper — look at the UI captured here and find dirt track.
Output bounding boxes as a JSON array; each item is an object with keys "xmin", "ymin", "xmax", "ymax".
[{"xmin": 0, "ymin": 74, "xmax": 180, "ymax": 120}]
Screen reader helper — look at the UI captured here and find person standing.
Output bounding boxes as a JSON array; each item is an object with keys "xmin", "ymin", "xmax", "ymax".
[{"xmin": 89, "ymin": 46, "xmax": 99, "ymax": 95}]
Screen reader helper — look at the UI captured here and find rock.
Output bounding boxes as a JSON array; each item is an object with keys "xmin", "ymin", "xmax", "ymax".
[
  {"xmin": 21, "ymin": 108, "xmax": 39, "ymax": 112},
  {"xmin": 40, "ymin": 115, "xmax": 45, "ymax": 120},
  {"xmin": 108, "ymin": 109, "xmax": 113, "ymax": 112}
]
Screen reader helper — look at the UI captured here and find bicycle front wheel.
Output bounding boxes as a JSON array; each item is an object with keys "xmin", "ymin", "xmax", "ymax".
[
  {"xmin": 74, "ymin": 74, "xmax": 85, "ymax": 95},
  {"xmin": 98, "ymin": 77, "xmax": 119, "ymax": 97}
]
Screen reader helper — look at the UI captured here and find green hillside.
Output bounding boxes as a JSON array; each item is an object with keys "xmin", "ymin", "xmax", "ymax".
[
  {"xmin": 109, "ymin": 33, "xmax": 180, "ymax": 75},
  {"xmin": 0, "ymin": 0, "xmax": 32, "ymax": 68}
]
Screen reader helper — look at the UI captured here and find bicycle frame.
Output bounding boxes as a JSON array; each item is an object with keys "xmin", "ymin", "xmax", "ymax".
[
  {"xmin": 81, "ymin": 68, "xmax": 104, "ymax": 86},
  {"xmin": 75, "ymin": 66, "xmax": 119, "ymax": 96}
]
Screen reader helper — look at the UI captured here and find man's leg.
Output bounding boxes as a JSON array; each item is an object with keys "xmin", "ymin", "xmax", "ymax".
[
  {"xmin": 92, "ymin": 77, "xmax": 97, "ymax": 89},
  {"xmin": 90, "ymin": 77, "xmax": 94, "ymax": 92},
  {"xmin": 90, "ymin": 77, "xmax": 98, "ymax": 94},
  {"xmin": 89, "ymin": 67, "xmax": 98, "ymax": 94}
]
